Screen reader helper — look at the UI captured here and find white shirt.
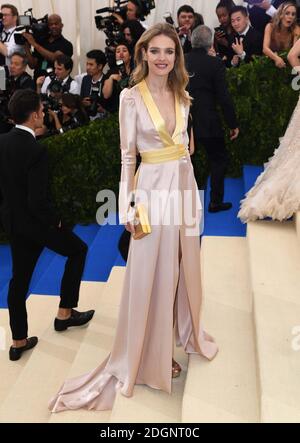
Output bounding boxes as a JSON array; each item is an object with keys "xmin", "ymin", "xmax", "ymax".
[
  {"xmin": 0, "ymin": 26, "xmax": 23, "ymax": 67},
  {"xmin": 238, "ymin": 24, "xmax": 251, "ymax": 37},
  {"xmin": 15, "ymin": 125, "xmax": 36, "ymax": 139},
  {"xmin": 231, "ymin": 25, "xmax": 251, "ymax": 65},
  {"xmin": 41, "ymin": 75, "xmax": 80, "ymax": 95}
]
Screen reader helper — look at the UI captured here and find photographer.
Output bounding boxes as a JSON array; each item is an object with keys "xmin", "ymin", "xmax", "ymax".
[
  {"xmin": 22, "ymin": 14, "xmax": 73, "ymax": 80},
  {"xmin": 0, "ymin": 4, "xmax": 23, "ymax": 66},
  {"xmin": 47, "ymin": 93, "xmax": 89, "ymax": 136},
  {"xmin": 81, "ymin": 50, "xmax": 109, "ymax": 121},
  {"xmin": 9, "ymin": 52, "xmax": 34, "ymax": 91},
  {"xmin": 102, "ymin": 41, "xmax": 133, "ymax": 113},
  {"xmin": 120, "ymin": 19, "xmax": 145, "ymax": 54},
  {"xmin": 36, "ymin": 54, "xmax": 79, "ymax": 96},
  {"xmin": 112, "ymin": 0, "xmax": 146, "ymax": 27},
  {"xmin": 0, "ymin": 51, "xmax": 34, "ymax": 134}
]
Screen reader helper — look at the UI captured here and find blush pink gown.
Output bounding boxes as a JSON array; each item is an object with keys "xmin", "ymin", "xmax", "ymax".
[{"xmin": 49, "ymin": 84, "xmax": 218, "ymax": 413}]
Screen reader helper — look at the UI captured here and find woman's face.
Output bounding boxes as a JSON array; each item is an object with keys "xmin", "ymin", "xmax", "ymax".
[
  {"xmin": 116, "ymin": 45, "xmax": 131, "ymax": 65},
  {"xmin": 217, "ymin": 7, "xmax": 230, "ymax": 27},
  {"xmin": 144, "ymin": 34, "xmax": 176, "ymax": 78},
  {"xmin": 123, "ymin": 27, "xmax": 133, "ymax": 44},
  {"xmin": 62, "ymin": 104, "xmax": 72, "ymax": 115},
  {"xmin": 281, "ymin": 6, "xmax": 297, "ymax": 28}
]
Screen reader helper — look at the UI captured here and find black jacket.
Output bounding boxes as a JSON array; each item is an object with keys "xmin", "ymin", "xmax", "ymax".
[
  {"xmin": 0, "ymin": 128, "xmax": 59, "ymax": 238},
  {"xmin": 228, "ymin": 26, "xmax": 263, "ymax": 64},
  {"xmin": 185, "ymin": 48, "xmax": 238, "ymax": 139},
  {"xmin": 10, "ymin": 73, "xmax": 35, "ymax": 92}
]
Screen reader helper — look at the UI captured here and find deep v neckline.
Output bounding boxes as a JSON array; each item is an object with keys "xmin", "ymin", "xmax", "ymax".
[
  {"xmin": 139, "ymin": 79, "xmax": 181, "ymax": 146},
  {"xmin": 146, "ymin": 83, "xmax": 177, "ymax": 139}
]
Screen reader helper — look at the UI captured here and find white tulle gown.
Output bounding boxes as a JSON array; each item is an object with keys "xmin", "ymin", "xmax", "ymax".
[{"xmin": 239, "ymin": 95, "xmax": 300, "ymax": 223}]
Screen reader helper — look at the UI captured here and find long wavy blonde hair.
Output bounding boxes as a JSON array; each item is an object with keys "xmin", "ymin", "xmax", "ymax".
[
  {"xmin": 131, "ymin": 23, "xmax": 191, "ymax": 106},
  {"xmin": 272, "ymin": 1, "xmax": 298, "ymax": 34}
]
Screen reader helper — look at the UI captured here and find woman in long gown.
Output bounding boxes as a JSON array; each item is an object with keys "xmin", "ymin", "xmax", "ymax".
[
  {"xmin": 49, "ymin": 23, "xmax": 218, "ymax": 414},
  {"xmin": 238, "ymin": 39, "xmax": 300, "ymax": 223}
]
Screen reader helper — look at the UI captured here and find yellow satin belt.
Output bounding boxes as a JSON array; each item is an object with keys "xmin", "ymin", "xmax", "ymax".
[{"xmin": 140, "ymin": 144, "xmax": 188, "ymax": 164}]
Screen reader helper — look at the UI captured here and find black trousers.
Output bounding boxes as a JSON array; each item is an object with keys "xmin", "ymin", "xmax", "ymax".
[
  {"xmin": 197, "ymin": 136, "xmax": 229, "ymax": 205},
  {"xmin": 7, "ymin": 226, "xmax": 88, "ymax": 341}
]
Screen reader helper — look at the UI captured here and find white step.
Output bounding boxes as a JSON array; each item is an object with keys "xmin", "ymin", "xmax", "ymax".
[
  {"xmin": 0, "ymin": 295, "xmax": 58, "ymax": 406},
  {"xmin": 182, "ymin": 237, "xmax": 259, "ymax": 423},
  {"xmin": 0, "ymin": 281, "xmax": 105, "ymax": 423},
  {"xmin": 247, "ymin": 220, "xmax": 300, "ymax": 423},
  {"xmin": 49, "ymin": 267, "xmax": 126, "ymax": 423},
  {"xmin": 109, "ymin": 345, "xmax": 188, "ymax": 423}
]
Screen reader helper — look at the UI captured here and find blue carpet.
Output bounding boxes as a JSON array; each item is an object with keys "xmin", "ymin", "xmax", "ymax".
[
  {"xmin": 0, "ymin": 246, "xmax": 12, "ymax": 309},
  {"xmin": 32, "ymin": 224, "xmax": 100, "ymax": 296},
  {"xmin": 243, "ymin": 165, "xmax": 264, "ymax": 195},
  {"xmin": 83, "ymin": 219, "xmax": 125, "ymax": 282},
  {"xmin": 114, "ymin": 252, "xmax": 127, "ymax": 267},
  {"xmin": 0, "ymin": 167, "xmax": 268, "ymax": 308},
  {"xmin": 203, "ymin": 177, "xmax": 247, "ymax": 237}
]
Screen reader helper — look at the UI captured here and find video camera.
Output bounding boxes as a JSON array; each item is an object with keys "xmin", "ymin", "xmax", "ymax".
[
  {"xmin": 95, "ymin": 1, "xmax": 155, "ymax": 65},
  {"xmin": 14, "ymin": 9, "xmax": 49, "ymax": 45}
]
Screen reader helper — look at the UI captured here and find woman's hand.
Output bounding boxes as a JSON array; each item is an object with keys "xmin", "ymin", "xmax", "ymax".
[
  {"xmin": 275, "ymin": 56, "xmax": 286, "ymax": 69},
  {"xmin": 215, "ymin": 31, "xmax": 228, "ymax": 47},
  {"xmin": 110, "ymin": 73, "xmax": 122, "ymax": 82},
  {"xmin": 48, "ymin": 110, "xmax": 62, "ymax": 130},
  {"xmin": 125, "ymin": 222, "xmax": 135, "ymax": 235}
]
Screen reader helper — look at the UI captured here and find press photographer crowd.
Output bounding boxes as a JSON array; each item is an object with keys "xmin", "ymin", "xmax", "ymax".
[{"xmin": 0, "ymin": 0, "xmax": 300, "ymax": 138}]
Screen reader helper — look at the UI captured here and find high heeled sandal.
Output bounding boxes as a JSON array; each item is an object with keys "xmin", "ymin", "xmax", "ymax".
[{"xmin": 172, "ymin": 359, "xmax": 182, "ymax": 379}]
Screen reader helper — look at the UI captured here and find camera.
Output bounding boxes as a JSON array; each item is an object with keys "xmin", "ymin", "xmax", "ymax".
[
  {"xmin": 95, "ymin": 1, "xmax": 155, "ymax": 67},
  {"xmin": 14, "ymin": 9, "xmax": 49, "ymax": 45},
  {"xmin": 88, "ymin": 81, "xmax": 104, "ymax": 117},
  {"xmin": 163, "ymin": 12, "xmax": 175, "ymax": 27}
]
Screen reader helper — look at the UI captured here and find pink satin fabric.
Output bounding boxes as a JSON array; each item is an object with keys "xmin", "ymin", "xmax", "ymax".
[{"xmin": 49, "ymin": 86, "xmax": 218, "ymax": 413}]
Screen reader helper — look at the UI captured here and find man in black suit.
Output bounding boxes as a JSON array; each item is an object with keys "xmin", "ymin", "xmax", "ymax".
[
  {"xmin": 244, "ymin": 0, "xmax": 287, "ymax": 34},
  {"xmin": 229, "ymin": 5, "xmax": 263, "ymax": 67},
  {"xmin": 80, "ymin": 50, "xmax": 108, "ymax": 120},
  {"xmin": 176, "ymin": 4, "xmax": 196, "ymax": 54},
  {"xmin": 0, "ymin": 90, "xmax": 95, "ymax": 361},
  {"xmin": 185, "ymin": 25, "xmax": 239, "ymax": 213}
]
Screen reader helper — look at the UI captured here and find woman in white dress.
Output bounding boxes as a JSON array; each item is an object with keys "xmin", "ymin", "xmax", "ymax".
[{"xmin": 238, "ymin": 39, "xmax": 300, "ymax": 223}]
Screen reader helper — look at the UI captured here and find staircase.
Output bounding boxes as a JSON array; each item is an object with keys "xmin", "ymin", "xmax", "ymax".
[{"xmin": 1, "ymin": 166, "xmax": 300, "ymax": 423}]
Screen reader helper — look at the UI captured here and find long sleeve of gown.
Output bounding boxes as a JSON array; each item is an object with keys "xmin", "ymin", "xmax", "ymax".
[{"xmin": 118, "ymin": 88, "xmax": 137, "ymax": 225}]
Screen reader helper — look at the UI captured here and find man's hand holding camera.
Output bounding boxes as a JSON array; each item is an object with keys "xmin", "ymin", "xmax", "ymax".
[
  {"xmin": 36, "ymin": 75, "xmax": 46, "ymax": 93},
  {"xmin": 22, "ymin": 32, "xmax": 36, "ymax": 47}
]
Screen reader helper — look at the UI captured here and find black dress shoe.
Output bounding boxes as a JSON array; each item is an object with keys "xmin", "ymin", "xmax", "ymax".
[
  {"xmin": 208, "ymin": 202, "xmax": 233, "ymax": 213},
  {"xmin": 9, "ymin": 337, "xmax": 38, "ymax": 362},
  {"xmin": 54, "ymin": 309, "xmax": 95, "ymax": 332}
]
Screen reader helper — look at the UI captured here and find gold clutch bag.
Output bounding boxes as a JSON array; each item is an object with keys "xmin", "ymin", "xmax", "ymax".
[{"xmin": 133, "ymin": 203, "xmax": 152, "ymax": 240}]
